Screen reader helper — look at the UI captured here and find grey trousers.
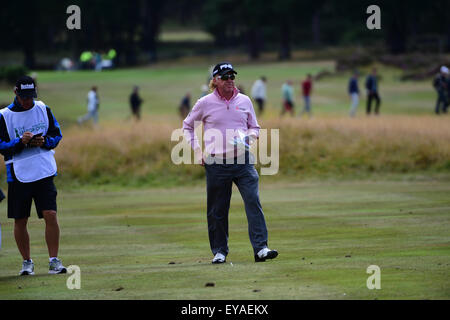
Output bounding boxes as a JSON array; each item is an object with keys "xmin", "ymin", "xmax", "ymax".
[
  {"xmin": 78, "ymin": 109, "xmax": 98, "ymax": 124},
  {"xmin": 204, "ymin": 159, "xmax": 268, "ymax": 256}
]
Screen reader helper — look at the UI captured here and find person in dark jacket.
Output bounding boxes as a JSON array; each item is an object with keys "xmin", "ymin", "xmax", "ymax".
[
  {"xmin": 348, "ymin": 71, "xmax": 360, "ymax": 117},
  {"xmin": 129, "ymin": 86, "xmax": 143, "ymax": 120},
  {"xmin": 179, "ymin": 92, "xmax": 191, "ymax": 119},
  {"xmin": 365, "ymin": 68, "xmax": 381, "ymax": 115},
  {"xmin": 434, "ymin": 66, "xmax": 449, "ymax": 114}
]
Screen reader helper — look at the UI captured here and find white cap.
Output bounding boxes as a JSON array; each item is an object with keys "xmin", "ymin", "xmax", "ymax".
[{"xmin": 440, "ymin": 66, "xmax": 449, "ymax": 74}]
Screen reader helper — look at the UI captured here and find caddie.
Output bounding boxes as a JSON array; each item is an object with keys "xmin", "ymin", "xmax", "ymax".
[{"xmin": 0, "ymin": 76, "xmax": 66, "ymax": 275}]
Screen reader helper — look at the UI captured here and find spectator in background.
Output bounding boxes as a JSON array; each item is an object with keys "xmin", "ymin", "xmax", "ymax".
[
  {"xmin": 101, "ymin": 49, "xmax": 116, "ymax": 70},
  {"xmin": 365, "ymin": 68, "xmax": 381, "ymax": 115},
  {"xmin": 107, "ymin": 49, "xmax": 117, "ymax": 68},
  {"xmin": 237, "ymin": 84, "xmax": 246, "ymax": 95},
  {"xmin": 94, "ymin": 52, "xmax": 102, "ymax": 72},
  {"xmin": 129, "ymin": 86, "xmax": 143, "ymax": 121},
  {"xmin": 299, "ymin": 74, "xmax": 313, "ymax": 118},
  {"xmin": 281, "ymin": 80, "xmax": 295, "ymax": 117},
  {"xmin": 251, "ymin": 76, "xmax": 267, "ymax": 116},
  {"xmin": 179, "ymin": 92, "xmax": 191, "ymax": 119},
  {"xmin": 79, "ymin": 51, "xmax": 93, "ymax": 70},
  {"xmin": 59, "ymin": 58, "xmax": 74, "ymax": 71},
  {"xmin": 78, "ymin": 86, "xmax": 99, "ymax": 126},
  {"xmin": 200, "ymin": 84, "xmax": 209, "ymax": 98},
  {"xmin": 349, "ymin": 71, "xmax": 360, "ymax": 117},
  {"xmin": 434, "ymin": 66, "xmax": 449, "ymax": 114}
]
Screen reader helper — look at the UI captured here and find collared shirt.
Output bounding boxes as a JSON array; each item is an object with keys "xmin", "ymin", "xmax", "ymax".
[{"xmin": 183, "ymin": 88, "xmax": 260, "ymax": 158}]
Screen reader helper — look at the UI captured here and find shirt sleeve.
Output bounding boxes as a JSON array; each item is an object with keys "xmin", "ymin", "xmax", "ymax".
[
  {"xmin": 42, "ymin": 106, "xmax": 62, "ymax": 150},
  {"xmin": 0, "ymin": 114, "xmax": 25, "ymax": 158},
  {"xmin": 182, "ymin": 98, "xmax": 203, "ymax": 150}
]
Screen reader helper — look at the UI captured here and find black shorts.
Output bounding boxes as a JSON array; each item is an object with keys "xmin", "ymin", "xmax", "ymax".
[{"xmin": 7, "ymin": 176, "xmax": 57, "ymax": 220}]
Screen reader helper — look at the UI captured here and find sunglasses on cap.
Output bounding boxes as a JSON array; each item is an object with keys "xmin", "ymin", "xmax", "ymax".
[{"xmin": 219, "ymin": 74, "xmax": 235, "ymax": 81}]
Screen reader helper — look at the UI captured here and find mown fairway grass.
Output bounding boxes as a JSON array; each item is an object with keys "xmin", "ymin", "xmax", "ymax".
[{"xmin": 0, "ymin": 179, "xmax": 448, "ymax": 299}]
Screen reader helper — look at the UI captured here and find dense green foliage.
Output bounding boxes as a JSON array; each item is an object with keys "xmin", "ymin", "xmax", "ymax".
[
  {"xmin": 0, "ymin": 66, "xmax": 29, "ymax": 85},
  {"xmin": 1, "ymin": 1, "xmax": 450, "ymax": 68}
]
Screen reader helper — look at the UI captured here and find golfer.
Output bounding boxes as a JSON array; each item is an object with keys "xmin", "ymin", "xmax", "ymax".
[
  {"xmin": 0, "ymin": 76, "xmax": 66, "ymax": 275},
  {"xmin": 183, "ymin": 62, "xmax": 278, "ymax": 264}
]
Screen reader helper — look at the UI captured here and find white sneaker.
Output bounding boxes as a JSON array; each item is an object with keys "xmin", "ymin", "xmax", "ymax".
[
  {"xmin": 255, "ymin": 248, "xmax": 278, "ymax": 262},
  {"xmin": 212, "ymin": 253, "xmax": 226, "ymax": 264},
  {"xmin": 49, "ymin": 258, "xmax": 67, "ymax": 274},
  {"xmin": 19, "ymin": 260, "xmax": 35, "ymax": 276}
]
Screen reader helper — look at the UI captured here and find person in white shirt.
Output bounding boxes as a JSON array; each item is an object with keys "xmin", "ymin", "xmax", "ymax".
[
  {"xmin": 78, "ymin": 86, "xmax": 99, "ymax": 125},
  {"xmin": 251, "ymin": 76, "xmax": 267, "ymax": 116}
]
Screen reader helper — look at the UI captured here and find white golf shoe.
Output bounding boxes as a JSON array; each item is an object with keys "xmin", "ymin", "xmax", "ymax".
[
  {"xmin": 255, "ymin": 247, "xmax": 278, "ymax": 262},
  {"xmin": 19, "ymin": 259, "xmax": 35, "ymax": 276},
  {"xmin": 48, "ymin": 258, "xmax": 67, "ymax": 274},
  {"xmin": 212, "ymin": 253, "xmax": 226, "ymax": 264}
]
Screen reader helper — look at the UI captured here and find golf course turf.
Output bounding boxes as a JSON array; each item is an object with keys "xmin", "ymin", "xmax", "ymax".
[{"xmin": 0, "ymin": 179, "xmax": 448, "ymax": 299}]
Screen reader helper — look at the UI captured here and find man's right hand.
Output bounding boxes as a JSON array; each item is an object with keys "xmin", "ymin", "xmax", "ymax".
[
  {"xmin": 21, "ymin": 132, "xmax": 33, "ymax": 145},
  {"xmin": 194, "ymin": 149, "xmax": 205, "ymax": 166}
]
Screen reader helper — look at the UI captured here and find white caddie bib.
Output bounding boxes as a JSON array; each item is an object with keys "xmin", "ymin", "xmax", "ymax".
[{"xmin": 0, "ymin": 101, "xmax": 57, "ymax": 183}]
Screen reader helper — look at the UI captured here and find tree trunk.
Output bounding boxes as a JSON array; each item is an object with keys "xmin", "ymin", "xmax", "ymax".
[
  {"xmin": 279, "ymin": 23, "xmax": 291, "ymax": 60},
  {"xmin": 23, "ymin": 43, "xmax": 35, "ymax": 70},
  {"xmin": 141, "ymin": 0, "xmax": 164, "ymax": 63},
  {"xmin": 125, "ymin": 0, "xmax": 139, "ymax": 66},
  {"xmin": 22, "ymin": 2, "xmax": 36, "ymax": 69},
  {"xmin": 386, "ymin": 1, "xmax": 408, "ymax": 54},
  {"xmin": 386, "ymin": 19, "xmax": 407, "ymax": 54},
  {"xmin": 312, "ymin": 11, "xmax": 320, "ymax": 46},
  {"xmin": 248, "ymin": 28, "xmax": 263, "ymax": 60}
]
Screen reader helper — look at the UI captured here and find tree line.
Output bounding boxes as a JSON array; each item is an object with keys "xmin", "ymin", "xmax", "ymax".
[{"xmin": 0, "ymin": 0, "xmax": 449, "ymax": 69}]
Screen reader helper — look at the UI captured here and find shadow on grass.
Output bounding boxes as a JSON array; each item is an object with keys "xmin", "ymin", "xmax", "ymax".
[{"xmin": 0, "ymin": 273, "xmax": 60, "ymax": 281}]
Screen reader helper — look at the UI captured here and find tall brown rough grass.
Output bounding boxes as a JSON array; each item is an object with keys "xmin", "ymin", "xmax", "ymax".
[
  {"xmin": 34, "ymin": 115, "xmax": 450, "ymax": 185},
  {"xmin": 264, "ymin": 116, "xmax": 450, "ymax": 176}
]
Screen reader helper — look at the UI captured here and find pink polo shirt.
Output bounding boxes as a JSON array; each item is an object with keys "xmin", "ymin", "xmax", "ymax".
[{"xmin": 183, "ymin": 88, "xmax": 260, "ymax": 159}]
